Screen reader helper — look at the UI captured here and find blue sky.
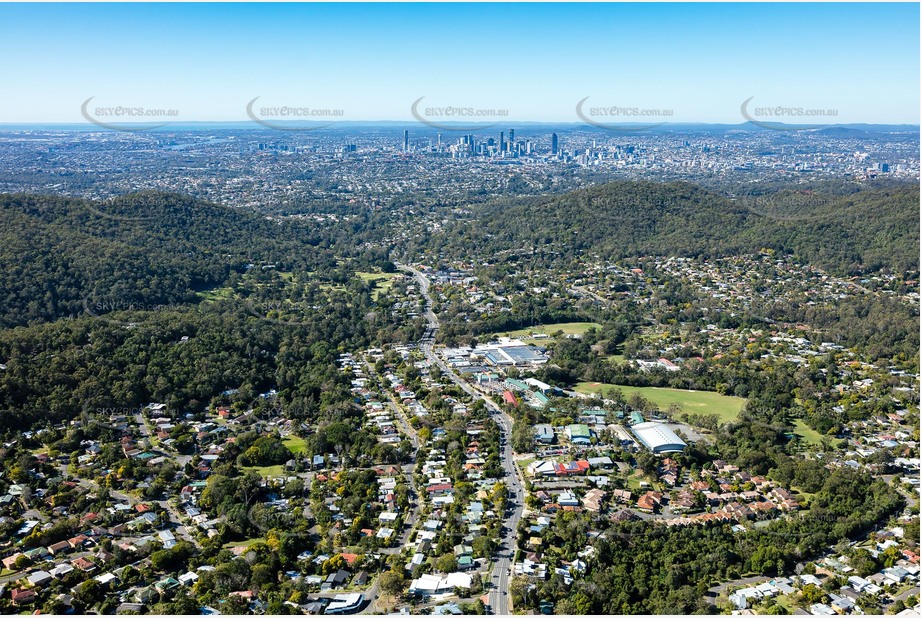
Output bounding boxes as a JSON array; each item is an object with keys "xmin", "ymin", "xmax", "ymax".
[{"xmin": 0, "ymin": 3, "xmax": 917, "ymax": 124}]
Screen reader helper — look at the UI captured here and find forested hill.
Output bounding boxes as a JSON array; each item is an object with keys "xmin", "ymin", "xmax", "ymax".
[
  {"xmin": 0, "ymin": 192, "xmax": 409, "ymax": 432},
  {"xmin": 0, "ymin": 192, "xmax": 338, "ymax": 327},
  {"xmin": 425, "ymin": 180, "xmax": 919, "ymax": 275}
]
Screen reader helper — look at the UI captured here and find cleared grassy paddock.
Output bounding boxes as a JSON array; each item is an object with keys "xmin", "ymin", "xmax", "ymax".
[
  {"xmin": 244, "ymin": 464, "xmax": 287, "ymax": 478},
  {"xmin": 223, "ymin": 537, "xmax": 266, "ymax": 549},
  {"xmin": 792, "ymin": 419, "xmax": 843, "ymax": 447},
  {"xmin": 283, "ymin": 435, "xmax": 308, "ymax": 455},
  {"xmin": 491, "ymin": 322, "xmax": 603, "ymax": 344}
]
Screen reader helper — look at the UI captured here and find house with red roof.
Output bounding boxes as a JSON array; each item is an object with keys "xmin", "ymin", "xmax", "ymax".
[
  {"xmin": 81, "ymin": 512, "xmax": 99, "ymax": 524},
  {"xmin": 426, "ymin": 483, "xmax": 454, "ymax": 496},
  {"xmin": 553, "ymin": 460, "xmax": 590, "ymax": 476},
  {"xmin": 67, "ymin": 534, "xmax": 90, "ymax": 549},
  {"xmin": 72, "ymin": 557, "xmax": 97, "ymax": 572},
  {"xmin": 11, "ymin": 588, "xmax": 36, "ymax": 605}
]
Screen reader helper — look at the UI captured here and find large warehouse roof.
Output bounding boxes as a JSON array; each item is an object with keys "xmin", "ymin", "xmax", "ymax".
[{"xmin": 631, "ymin": 421, "xmax": 687, "ymax": 453}]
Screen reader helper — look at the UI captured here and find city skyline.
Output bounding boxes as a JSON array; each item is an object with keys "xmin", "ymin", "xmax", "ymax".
[{"xmin": 0, "ymin": 3, "xmax": 918, "ymax": 124}]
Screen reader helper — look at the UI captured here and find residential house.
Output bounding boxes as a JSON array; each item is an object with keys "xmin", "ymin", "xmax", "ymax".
[{"xmin": 583, "ymin": 489, "xmax": 606, "ymax": 512}]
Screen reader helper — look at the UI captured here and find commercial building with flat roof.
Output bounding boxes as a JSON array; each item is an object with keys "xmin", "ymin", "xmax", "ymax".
[
  {"xmin": 524, "ymin": 377, "xmax": 553, "ymax": 392},
  {"xmin": 631, "ymin": 422, "xmax": 686, "ymax": 453},
  {"xmin": 479, "ymin": 341, "xmax": 549, "ymax": 367}
]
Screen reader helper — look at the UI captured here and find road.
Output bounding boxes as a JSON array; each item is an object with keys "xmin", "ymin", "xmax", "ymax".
[
  {"xmin": 54, "ymin": 420, "xmax": 199, "ymax": 548},
  {"xmin": 363, "ymin": 355, "xmax": 420, "ymax": 452},
  {"xmin": 704, "ymin": 575, "xmax": 773, "ymax": 602},
  {"xmin": 129, "ymin": 411, "xmax": 199, "ymax": 546},
  {"xmin": 361, "ymin": 353, "xmax": 423, "ymax": 554},
  {"xmin": 398, "ymin": 263, "xmax": 525, "ymax": 615},
  {"xmin": 894, "ymin": 584, "xmax": 921, "ymax": 603},
  {"xmin": 0, "ymin": 569, "xmax": 23, "ymax": 585},
  {"xmin": 570, "ymin": 285, "xmax": 609, "ymax": 307}
]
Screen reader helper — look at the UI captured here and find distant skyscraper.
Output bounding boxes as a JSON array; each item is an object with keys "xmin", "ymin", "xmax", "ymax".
[
  {"xmin": 508, "ymin": 128, "xmax": 515, "ymax": 144},
  {"xmin": 499, "ymin": 131, "xmax": 505, "ymax": 153},
  {"xmin": 403, "ymin": 130, "xmax": 409, "ymax": 151},
  {"xmin": 551, "ymin": 133, "xmax": 559, "ymax": 155}
]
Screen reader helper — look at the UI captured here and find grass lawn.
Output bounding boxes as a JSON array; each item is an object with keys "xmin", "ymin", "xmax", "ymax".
[
  {"xmin": 223, "ymin": 537, "xmax": 265, "ymax": 549},
  {"xmin": 517, "ymin": 457, "xmax": 536, "ymax": 471},
  {"xmin": 773, "ymin": 595, "xmax": 798, "ymax": 614},
  {"xmin": 792, "ymin": 419, "xmax": 843, "ymax": 447},
  {"xmin": 244, "ymin": 464, "xmax": 287, "ymax": 478},
  {"xmin": 196, "ymin": 286, "xmax": 234, "ymax": 302},
  {"xmin": 356, "ymin": 271, "xmax": 402, "ymax": 300},
  {"xmin": 791, "ymin": 488, "xmax": 816, "ymax": 507},
  {"xmin": 283, "ymin": 435, "xmax": 308, "ymax": 455},
  {"xmin": 574, "ymin": 382, "xmax": 746, "ymax": 423},
  {"xmin": 606, "ymin": 354, "xmax": 626, "ymax": 364},
  {"xmin": 626, "ymin": 471, "xmax": 657, "ymax": 491}
]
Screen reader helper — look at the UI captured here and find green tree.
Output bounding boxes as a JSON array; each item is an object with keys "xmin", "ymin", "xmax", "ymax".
[
  {"xmin": 436, "ymin": 554, "xmax": 458, "ymax": 573},
  {"xmin": 379, "ymin": 570, "xmax": 405, "ymax": 599}
]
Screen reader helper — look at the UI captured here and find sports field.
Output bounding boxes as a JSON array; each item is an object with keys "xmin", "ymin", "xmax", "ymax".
[{"xmin": 574, "ymin": 382, "xmax": 746, "ymax": 423}]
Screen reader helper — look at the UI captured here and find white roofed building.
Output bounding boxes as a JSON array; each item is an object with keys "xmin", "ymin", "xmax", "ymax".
[
  {"xmin": 408, "ymin": 573, "xmax": 474, "ymax": 597},
  {"xmin": 631, "ymin": 422, "xmax": 687, "ymax": 453}
]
